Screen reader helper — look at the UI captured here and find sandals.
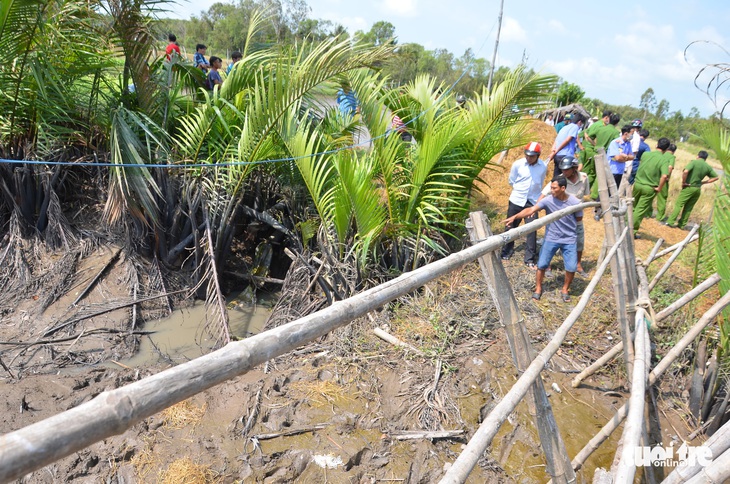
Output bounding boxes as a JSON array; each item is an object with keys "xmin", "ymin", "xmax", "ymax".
[
  {"xmin": 532, "ymin": 292, "xmax": 542, "ymax": 301},
  {"xmin": 561, "ymin": 292, "xmax": 571, "ymax": 302}
]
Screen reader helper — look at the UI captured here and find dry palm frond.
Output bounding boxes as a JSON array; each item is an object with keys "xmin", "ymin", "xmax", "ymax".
[{"xmin": 194, "ymin": 204, "xmax": 230, "ymax": 349}]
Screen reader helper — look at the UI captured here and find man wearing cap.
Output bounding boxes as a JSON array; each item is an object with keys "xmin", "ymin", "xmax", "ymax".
[
  {"xmin": 554, "ymin": 113, "xmax": 571, "ymax": 133},
  {"xmin": 500, "ymin": 142, "xmax": 548, "ymax": 267},
  {"xmin": 548, "ymin": 113, "xmax": 585, "ymax": 178},
  {"xmin": 538, "ymin": 156, "xmax": 590, "ymax": 277},
  {"xmin": 505, "ymin": 175, "xmax": 583, "ymax": 302},
  {"xmin": 632, "ymin": 137, "xmax": 670, "ymax": 235}
]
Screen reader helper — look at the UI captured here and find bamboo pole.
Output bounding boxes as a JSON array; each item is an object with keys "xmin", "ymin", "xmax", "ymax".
[
  {"xmin": 648, "ymin": 225, "xmax": 700, "ymax": 292},
  {"xmin": 438, "ymin": 227, "xmax": 628, "ymax": 484},
  {"xmin": 645, "ymin": 238, "xmax": 664, "ymax": 266},
  {"xmin": 468, "ymin": 212, "xmax": 574, "ymax": 484},
  {"xmin": 663, "ymin": 419, "xmax": 730, "ymax": 484},
  {"xmin": 571, "ymin": 273, "xmax": 721, "ymax": 387},
  {"xmin": 570, "ymin": 290, "xmax": 730, "ymax": 472},
  {"xmin": 595, "ymin": 148, "xmax": 634, "ymax": 382},
  {"xmin": 646, "ymin": 235, "xmax": 698, "ymax": 265},
  {"xmin": 0, "ymin": 202, "xmax": 598, "ymax": 483},
  {"xmin": 684, "ymin": 446, "xmax": 730, "ymax": 484},
  {"xmin": 613, "ymin": 308, "xmax": 649, "ymax": 483}
]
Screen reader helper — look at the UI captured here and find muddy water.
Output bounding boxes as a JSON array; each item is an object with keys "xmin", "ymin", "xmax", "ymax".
[{"xmin": 118, "ymin": 293, "xmax": 276, "ymax": 367}]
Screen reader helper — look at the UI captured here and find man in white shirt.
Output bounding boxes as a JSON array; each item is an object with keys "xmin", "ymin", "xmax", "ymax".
[{"xmin": 501, "ymin": 142, "xmax": 548, "ymax": 267}]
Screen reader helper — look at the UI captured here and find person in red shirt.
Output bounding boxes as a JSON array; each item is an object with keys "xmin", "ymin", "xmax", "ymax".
[{"xmin": 165, "ymin": 34, "xmax": 181, "ymax": 61}]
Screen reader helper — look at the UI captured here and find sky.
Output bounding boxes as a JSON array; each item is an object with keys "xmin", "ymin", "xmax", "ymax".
[{"xmin": 167, "ymin": 0, "xmax": 730, "ymax": 117}]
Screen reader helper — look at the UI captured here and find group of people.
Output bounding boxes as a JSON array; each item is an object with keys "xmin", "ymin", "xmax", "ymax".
[
  {"xmin": 165, "ymin": 34, "xmax": 243, "ymax": 91},
  {"xmin": 502, "ymin": 109, "xmax": 719, "ymax": 301}
]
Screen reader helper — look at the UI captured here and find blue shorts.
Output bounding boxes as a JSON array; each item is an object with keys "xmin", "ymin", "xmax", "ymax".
[{"xmin": 538, "ymin": 241, "xmax": 578, "ymax": 272}]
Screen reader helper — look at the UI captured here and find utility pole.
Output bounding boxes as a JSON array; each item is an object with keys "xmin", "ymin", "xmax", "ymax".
[{"xmin": 487, "ymin": 0, "xmax": 505, "ymax": 95}]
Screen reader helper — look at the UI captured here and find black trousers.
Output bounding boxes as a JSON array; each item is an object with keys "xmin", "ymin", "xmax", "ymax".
[{"xmin": 501, "ymin": 200, "xmax": 538, "ymax": 263}]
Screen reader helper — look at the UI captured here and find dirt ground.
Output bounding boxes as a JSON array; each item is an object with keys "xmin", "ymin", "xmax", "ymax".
[{"xmin": 1, "ymin": 120, "xmax": 717, "ymax": 484}]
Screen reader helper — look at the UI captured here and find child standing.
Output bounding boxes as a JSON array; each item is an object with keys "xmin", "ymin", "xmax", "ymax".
[{"xmin": 206, "ymin": 56, "xmax": 223, "ymax": 90}]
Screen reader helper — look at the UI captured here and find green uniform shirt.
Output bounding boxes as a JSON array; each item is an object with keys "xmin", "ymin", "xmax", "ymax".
[
  {"xmin": 583, "ymin": 121, "xmax": 604, "ymax": 157},
  {"xmin": 685, "ymin": 158, "xmax": 718, "ymax": 187},
  {"xmin": 634, "ymin": 151, "xmax": 668, "ymax": 187},
  {"xmin": 665, "ymin": 153, "xmax": 676, "ymax": 169},
  {"xmin": 595, "ymin": 124, "xmax": 620, "ymax": 150}
]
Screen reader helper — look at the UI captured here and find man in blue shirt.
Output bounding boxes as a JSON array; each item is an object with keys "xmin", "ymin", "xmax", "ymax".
[
  {"xmin": 336, "ymin": 88, "xmax": 359, "ymax": 118},
  {"xmin": 500, "ymin": 142, "xmax": 548, "ymax": 267},
  {"xmin": 629, "ymin": 129, "xmax": 650, "ymax": 184},
  {"xmin": 194, "ymin": 44, "xmax": 210, "ymax": 73},
  {"xmin": 504, "ymin": 175, "xmax": 583, "ymax": 302},
  {"xmin": 607, "ymin": 125, "xmax": 635, "ymax": 189},
  {"xmin": 548, "ymin": 113, "xmax": 585, "ymax": 178}
]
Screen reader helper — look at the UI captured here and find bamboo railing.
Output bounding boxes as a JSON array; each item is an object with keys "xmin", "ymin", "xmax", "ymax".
[
  {"xmin": 0, "ymin": 201, "xmax": 597, "ymax": 483},
  {"xmin": 1, "ymin": 144, "xmax": 725, "ymax": 484}
]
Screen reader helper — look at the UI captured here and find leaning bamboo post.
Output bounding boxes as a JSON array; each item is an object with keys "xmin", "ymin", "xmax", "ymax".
[
  {"xmin": 439, "ymin": 227, "xmax": 629, "ymax": 484},
  {"xmin": 646, "ymin": 235, "xmax": 699, "ymax": 265},
  {"xmin": 648, "ymin": 225, "xmax": 700, "ymax": 292},
  {"xmin": 571, "ymin": 273, "xmax": 721, "ymax": 387},
  {"xmin": 646, "ymin": 238, "xmax": 664, "ymax": 266},
  {"xmin": 467, "ymin": 212, "xmax": 574, "ymax": 484},
  {"xmin": 684, "ymin": 446, "xmax": 730, "ymax": 484},
  {"xmin": 663, "ymin": 418, "xmax": 730, "ymax": 484},
  {"xmin": 613, "ymin": 308, "xmax": 649, "ymax": 483},
  {"xmin": 595, "ymin": 148, "xmax": 634, "ymax": 382},
  {"xmin": 570, "ymin": 291, "xmax": 730, "ymax": 472},
  {"xmin": 0, "ymin": 202, "xmax": 598, "ymax": 482}
]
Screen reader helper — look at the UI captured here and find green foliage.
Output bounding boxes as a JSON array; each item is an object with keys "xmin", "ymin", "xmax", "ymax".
[
  {"xmin": 699, "ymin": 122, "xmax": 730, "ymax": 362},
  {"xmin": 556, "ymin": 81, "xmax": 584, "ymax": 106}
]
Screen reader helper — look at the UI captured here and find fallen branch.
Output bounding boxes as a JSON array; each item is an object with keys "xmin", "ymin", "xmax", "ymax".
[
  {"xmin": 42, "ymin": 289, "xmax": 187, "ymax": 337},
  {"xmin": 0, "ymin": 329, "xmax": 155, "ymax": 347},
  {"xmin": 373, "ymin": 328, "xmax": 425, "ymax": 356},
  {"xmin": 390, "ymin": 430, "xmax": 465, "ymax": 440},
  {"xmin": 226, "ymin": 271, "xmax": 285, "ymax": 285},
  {"xmin": 70, "ymin": 248, "xmax": 122, "ymax": 307},
  {"xmin": 252, "ymin": 423, "xmax": 329, "ymax": 440}
]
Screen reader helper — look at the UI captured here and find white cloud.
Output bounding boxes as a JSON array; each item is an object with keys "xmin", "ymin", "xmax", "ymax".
[
  {"xmin": 378, "ymin": 0, "xmax": 418, "ymax": 17},
  {"xmin": 685, "ymin": 26, "xmax": 726, "ymax": 46},
  {"xmin": 546, "ymin": 20, "xmax": 566, "ymax": 34},
  {"xmin": 318, "ymin": 12, "xmax": 368, "ymax": 32},
  {"xmin": 501, "ymin": 17, "xmax": 527, "ymax": 44}
]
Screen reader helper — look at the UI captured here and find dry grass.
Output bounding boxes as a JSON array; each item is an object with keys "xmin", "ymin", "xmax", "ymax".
[
  {"xmin": 288, "ymin": 378, "xmax": 354, "ymax": 407},
  {"xmin": 158, "ymin": 457, "xmax": 219, "ymax": 484},
  {"xmin": 160, "ymin": 399, "xmax": 207, "ymax": 429},
  {"xmin": 130, "ymin": 437, "xmax": 160, "ymax": 482}
]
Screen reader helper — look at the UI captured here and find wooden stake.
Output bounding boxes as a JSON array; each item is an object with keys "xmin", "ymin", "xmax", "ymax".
[
  {"xmin": 439, "ymin": 227, "xmax": 628, "ymax": 484},
  {"xmin": 467, "ymin": 212, "xmax": 574, "ymax": 484}
]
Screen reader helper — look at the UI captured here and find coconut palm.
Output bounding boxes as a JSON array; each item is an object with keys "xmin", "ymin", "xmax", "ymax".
[{"xmin": 294, "ymin": 67, "xmax": 558, "ymax": 274}]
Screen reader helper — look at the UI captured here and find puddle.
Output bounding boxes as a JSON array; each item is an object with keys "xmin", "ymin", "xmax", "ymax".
[{"xmin": 116, "ymin": 292, "xmax": 276, "ymax": 367}]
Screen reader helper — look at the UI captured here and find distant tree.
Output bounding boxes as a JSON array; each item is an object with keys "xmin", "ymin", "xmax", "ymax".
[
  {"xmin": 655, "ymin": 99, "xmax": 670, "ymax": 119},
  {"xmin": 689, "ymin": 107, "xmax": 701, "ymax": 119},
  {"xmin": 361, "ymin": 20, "xmax": 396, "ymax": 46},
  {"xmin": 639, "ymin": 87, "xmax": 657, "ymax": 119},
  {"xmin": 556, "ymin": 81, "xmax": 584, "ymax": 106}
]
